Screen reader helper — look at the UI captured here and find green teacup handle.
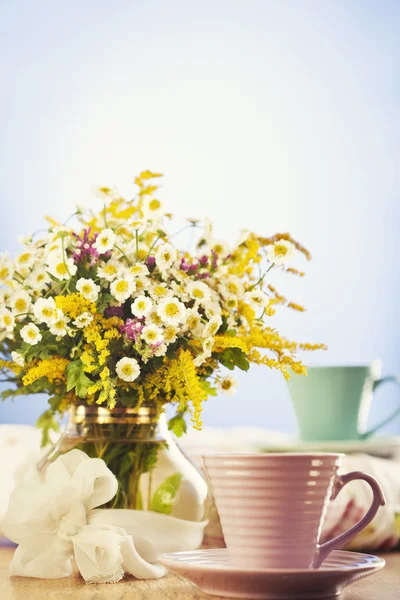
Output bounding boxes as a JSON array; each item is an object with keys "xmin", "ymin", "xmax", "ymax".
[{"xmin": 361, "ymin": 375, "xmax": 400, "ymax": 439}]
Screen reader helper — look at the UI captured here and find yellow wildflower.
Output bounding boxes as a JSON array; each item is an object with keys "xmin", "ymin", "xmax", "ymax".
[
  {"xmin": 0, "ymin": 358, "xmax": 22, "ymax": 375},
  {"xmin": 23, "ymin": 357, "xmax": 69, "ymax": 386},
  {"xmin": 55, "ymin": 293, "xmax": 96, "ymax": 319}
]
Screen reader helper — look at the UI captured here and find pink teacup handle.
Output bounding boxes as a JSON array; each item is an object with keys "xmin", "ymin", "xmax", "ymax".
[{"xmin": 315, "ymin": 471, "xmax": 386, "ymax": 568}]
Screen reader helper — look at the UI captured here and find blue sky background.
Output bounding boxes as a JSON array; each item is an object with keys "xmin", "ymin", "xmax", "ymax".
[{"xmin": 0, "ymin": 1, "xmax": 399, "ymax": 435}]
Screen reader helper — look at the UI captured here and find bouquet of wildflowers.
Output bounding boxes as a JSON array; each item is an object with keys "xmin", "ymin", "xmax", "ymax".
[{"xmin": 0, "ymin": 171, "xmax": 325, "ymax": 446}]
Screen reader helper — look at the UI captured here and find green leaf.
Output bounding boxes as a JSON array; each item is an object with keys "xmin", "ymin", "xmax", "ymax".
[
  {"xmin": 168, "ymin": 414, "xmax": 187, "ymax": 437},
  {"xmin": 97, "ymin": 293, "xmax": 113, "ymax": 314},
  {"xmin": 66, "ymin": 360, "xmax": 92, "ymax": 398},
  {"xmin": 200, "ymin": 380, "xmax": 218, "ymax": 397},
  {"xmin": 150, "ymin": 473, "xmax": 183, "ymax": 515},
  {"xmin": 219, "ymin": 349, "xmax": 235, "ymax": 370},
  {"xmin": 219, "ymin": 348, "xmax": 250, "ymax": 372},
  {"xmin": 119, "ymin": 451, "xmax": 135, "ymax": 477},
  {"xmin": 231, "ymin": 347, "xmax": 250, "ymax": 371},
  {"xmin": 35, "ymin": 409, "xmax": 60, "ymax": 448},
  {"xmin": 45, "ymin": 271, "xmax": 62, "ymax": 284}
]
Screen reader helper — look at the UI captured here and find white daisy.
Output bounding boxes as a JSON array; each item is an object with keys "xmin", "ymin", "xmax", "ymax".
[
  {"xmin": 187, "ymin": 281, "xmax": 212, "ymax": 304},
  {"xmin": 203, "ymin": 314, "xmax": 223, "ymax": 338},
  {"xmin": 218, "ymin": 375, "xmax": 239, "ymax": 397},
  {"xmin": 131, "ymin": 295, "xmax": 152, "ymax": 319},
  {"xmin": 245, "ymin": 289, "xmax": 269, "ymax": 309},
  {"xmin": 224, "ymin": 277, "xmax": 244, "ymax": 297},
  {"xmin": 16, "ymin": 250, "xmax": 36, "ymax": 270},
  {"xmin": 77, "ymin": 278, "xmax": 100, "ymax": 302},
  {"xmin": 116, "ymin": 357, "xmax": 140, "ymax": 382},
  {"xmin": 184, "ymin": 308, "xmax": 204, "ymax": 337},
  {"xmin": 110, "ymin": 277, "xmax": 136, "ymax": 303},
  {"xmin": 33, "ymin": 297, "xmax": 57, "ymax": 325},
  {"xmin": 225, "ymin": 295, "xmax": 238, "ymax": 310},
  {"xmin": 193, "ymin": 337, "xmax": 214, "ymax": 367},
  {"xmin": 9, "ymin": 290, "xmax": 32, "ymax": 315},
  {"xmin": 163, "ymin": 325, "xmax": 179, "ymax": 344},
  {"xmin": 142, "ymin": 197, "xmax": 163, "ymax": 220},
  {"xmin": 11, "ymin": 351, "xmax": 25, "ymax": 367},
  {"xmin": 20, "ymin": 323, "xmax": 42, "ymax": 345},
  {"xmin": 97, "ymin": 260, "xmax": 120, "ymax": 282},
  {"xmin": 73, "ymin": 312, "xmax": 93, "ymax": 329},
  {"xmin": 153, "ymin": 343, "xmax": 168, "ymax": 357},
  {"xmin": 127, "ymin": 264, "xmax": 149, "ymax": 278},
  {"xmin": 157, "ymin": 297, "xmax": 186, "ymax": 326},
  {"xmin": 141, "ymin": 325, "xmax": 164, "ymax": 345},
  {"xmin": 147, "ymin": 310, "xmax": 163, "ymax": 327},
  {"xmin": 0, "ymin": 309, "xmax": 15, "ymax": 332},
  {"xmin": 266, "ymin": 239, "xmax": 296, "ymax": 266},
  {"xmin": 92, "ymin": 186, "xmax": 118, "ymax": 200},
  {"xmin": 205, "ymin": 301, "xmax": 222, "ymax": 319},
  {"xmin": 149, "ymin": 283, "xmax": 170, "ymax": 300},
  {"xmin": 26, "ymin": 268, "xmax": 50, "ymax": 291},
  {"xmin": 50, "ymin": 310, "xmax": 70, "ymax": 337},
  {"xmin": 132, "ymin": 275, "xmax": 150, "ymax": 294},
  {"xmin": 155, "ymin": 243, "xmax": 177, "ymax": 270},
  {"xmin": 47, "ymin": 254, "xmax": 77, "ymax": 280},
  {"xmin": 0, "ymin": 254, "xmax": 14, "ymax": 283},
  {"xmin": 94, "ymin": 228, "xmax": 117, "ymax": 254},
  {"xmin": 210, "ymin": 239, "xmax": 230, "ymax": 258}
]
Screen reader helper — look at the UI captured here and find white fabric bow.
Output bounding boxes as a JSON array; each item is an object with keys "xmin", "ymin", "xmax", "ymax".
[{"xmin": 3, "ymin": 449, "xmax": 206, "ymax": 583}]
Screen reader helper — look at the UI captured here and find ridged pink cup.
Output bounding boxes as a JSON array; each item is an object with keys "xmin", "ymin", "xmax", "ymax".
[{"xmin": 202, "ymin": 453, "xmax": 386, "ymax": 570}]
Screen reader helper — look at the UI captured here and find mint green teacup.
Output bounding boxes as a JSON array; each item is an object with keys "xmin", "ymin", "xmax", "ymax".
[{"xmin": 287, "ymin": 361, "xmax": 400, "ymax": 441}]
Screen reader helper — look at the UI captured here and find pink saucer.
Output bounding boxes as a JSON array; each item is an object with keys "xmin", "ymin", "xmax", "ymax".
[{"xmin": 159, "ymin": 548, "xmax": 385, "ymax": 600}]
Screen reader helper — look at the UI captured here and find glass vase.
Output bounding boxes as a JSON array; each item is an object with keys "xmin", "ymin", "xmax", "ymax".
[{"xmin": 38, "ymin": 403, "xmax": 208, "ymax": 522}]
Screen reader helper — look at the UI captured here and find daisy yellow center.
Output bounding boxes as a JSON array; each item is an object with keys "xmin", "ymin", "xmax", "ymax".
[
  {"xmin": 42, "ymin": 307, "xmax": 54, "ymax": 318},
  {"xmin": 149, "ymin": 199, "xmax": 161, "ymax": 211},
  {"xmin": 100, "ymin": 237, "xmax": 109, "ymax": 246},
  {"xmin": 99, "ymin": 187, "xmax": 111, "ymax": 194},
  {"xmin": 146, "ymin": 331, "xmax": 157, "ymax": 340},
  {"xmin": 150, "ymin": 313, "xmax": 162, "ymax": 325},
  {"xmin": 122, "ymin": 364, "xmax": 134, "ymax": 376},
  {"xmin": 19, "ymin": 253, "xmax": 31, "ymax": 264},
  {"xmin": 37, "ymin": 274, "xmax": 45, "ymax": 282},
  {"xmin": 56, "ymin": 263, "xmax": 68, "ymax": 275},
  {"xmin": 130, "ymin": 267, "xmax": 142, "ymax": 274},
  {"xmin": 227, "ymin": 299, "xmax": 237, "ymax": 308},
  {"xmin": 15, "ymin": 299, "xmax": 27, "ymax": 311},
  {"xmin": 0, "ymin": 267, "xmax": 10, "ymax": 279},
  {"xmin": 55, "ymin": 321, "xmax": 65, "ymax": 329},
  {"xmin": 192, "ymin": 289, "xmax": 204, "ymax": 299},
  {"xmin": 162, "ymin": 252, "xmax": 171, "ymax": 261},
  {"xmin": 82, "ymin": 284, "xmax": 92, "ymax": 295},
  {"xmin": 136, "ymin": 280, "xmax": 144, "ymax": 291},
  {"xmin": 213, "ymin": 244, "xmax": 224, "ymax": 254},
  {"xmin": 221, "ymin": 380, "xmax": 232, "ymax": 391},
  {"xmin": 27, "ymin": 329, "xmax": 36, "ymax": 339},
  {"xmin": 116, "ymin": 281, "xmax": 128, "ymax": 293},
  {"xmin": 164, "ymin": 327, "xmax": 176, "ymax": 341},
  {"xmin": 154, "ymin": 286, "xmax": 167, "ymax": 297},
  {"xmin": 165, "ymin": 303, "xmax": 179, "ymax": 317},
  {"xmin": 105, "ymin": 265, "xmax": 117, "ymax": 275},
  {"xmin": 4, "ymin": 315, "xmax": 11, "ymax": 326},
  {"xmin": 187, "ymin": 316, "xmax": 199, "ymax": 328},
  {"xmin": 137, "ymin": 301, "xmax": 146, "ymax": 310},
  {"xmin": 137, "ymin": 249, "xmax": 147, "ymax": 260},
  {"xmin": 274, "ymin": 243, "xmax": 288, "ymax": 256},
  {"xmin": 227, "ymin": 283, "xmax": 238, "ymax": 294}
]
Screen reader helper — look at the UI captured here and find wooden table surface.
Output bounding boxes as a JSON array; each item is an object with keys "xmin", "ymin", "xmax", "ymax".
[{"xmin": 0, "ymin": 546, "xmax": 399, "ymax": 600}]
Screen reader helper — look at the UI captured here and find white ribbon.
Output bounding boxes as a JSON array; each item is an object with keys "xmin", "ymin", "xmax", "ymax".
[{"xmin": 3, "ymin": 449, "xmax": 207, "ymax": 583}]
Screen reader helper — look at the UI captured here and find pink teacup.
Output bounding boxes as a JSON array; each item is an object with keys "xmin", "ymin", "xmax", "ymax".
[{"xmin": 202, "ymin": 453, "xmax": 386, "ymax": 570}]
